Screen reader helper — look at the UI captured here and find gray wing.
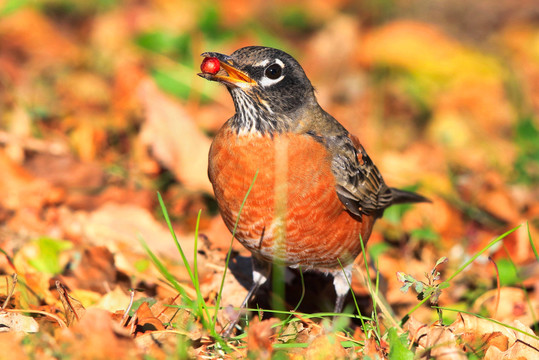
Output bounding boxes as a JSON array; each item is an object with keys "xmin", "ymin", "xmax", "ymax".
[{"xmin": 327, "ymin": 133, "xmax": 393, "ymax": 217}]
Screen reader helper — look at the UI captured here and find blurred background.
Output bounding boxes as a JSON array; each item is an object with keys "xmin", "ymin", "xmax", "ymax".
[{"xmin": 0, "ymin": 0, "xmax": 538, "ymax": 327}]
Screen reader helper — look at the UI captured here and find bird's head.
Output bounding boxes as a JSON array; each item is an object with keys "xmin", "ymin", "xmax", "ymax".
[{"xmin": 198, "ymin": 46, "xmax": 317, "ymax": 134}]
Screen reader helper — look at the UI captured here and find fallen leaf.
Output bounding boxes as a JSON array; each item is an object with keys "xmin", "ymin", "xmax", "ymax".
[
  {"xmin": 485, "ymin": 320, "xmax": 539, "ymax": 360},
  {"xmin": 0, "ymin": 149, "xmax": 59, "ymax": 212},
  {"xmin": 58, "ymin": 246, "xmax": 119, "ymax": 294},
  {"xmin": 359, "ymin": 20, "xmax": 504, "ymax": 92},
  {"xmin": 137, "ymin": 79, "xmax": 213, "ymax": 193},
  {"xmin": 131, "ymin": 302, "xmax": 165, "ymax": 337},
  {"xmin": 407, "ymin": 318, "xmax": 467, "ymax": 359},
  {"xmin": 472, "ymin": 287, "xmax": 539, "ymax": 326},
  {"xmin": 0, "ymin": 9, "xmax": 79, "ymax": 67},
  {"xmin": 24, "ymin": 153, "xmax": 105, "ymax": 193},
  {"xmin": 246, "ymin": 317, "xmax": 279, "ymax": 359},
  {"xmin": 422, "ymin": 325, "xmax": 467, "ymax": 360},
  {"xmin": 83, "ymin": 202, "xmax": 193, "ymax": 261},
  {"xmin": 500, "ymin": 24, "xmax": 539, "ymax": 116},
  {"xmin": 303, "ymin": 332, "xmax": 349, "ymax": 360},
  {"xmin": 406, "ymin": 316, "xmax": 429, "ymax": 345},
  {"xmin": 0, "ymin": 311, "xmax": 39, "ymax": 333},
  {"xmin": 450, "ymin": 313, "xmax": 539, "ymax": 357},
  {"xmin": 363, "ymin": 335, "xmax": 386, "ymax": 359},
  {"xmin": 0, "ymin": 332, "xmax": 27, "ymax": 359},
  {"xmin": 56, "ymin": 281, "xmax": 86, "ymax": 326},
  {"xmin": 59, "ymin": 308, "xmax": 136, "ymax": 359},
  {"xmin": 95, "ymin": 287, "xmax": 132, "ymax": 313}
]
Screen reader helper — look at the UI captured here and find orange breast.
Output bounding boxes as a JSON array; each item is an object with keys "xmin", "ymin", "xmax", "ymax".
[{"xmin": 208, "ymin": 126, "xmax": 374, "ymax": 270}]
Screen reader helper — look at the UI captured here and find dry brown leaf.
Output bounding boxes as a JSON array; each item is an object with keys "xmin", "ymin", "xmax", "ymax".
[
  {"xmin": 24, "ymin": 154, "xmax": 105, "ymax": 192},
  {"xmin": 56, "ymin": 72, "xmax": 111, "ymax": 111},
  {"xmin": 57, "ymin": 246, "xmax": 118, "ymax": 294},
  {"xmin": 303, "ymin": 333, "xmax": 349, "ymax": 360},
  {"xmin": 450, "ymin": 313, "xmax": 513, "ymax": 348},
  {"xmin": 59, "ymin": 308, "xmax": 136, "ymax": 359},
  {"xmin": 484, "ymin": 320, "xmax": 539, "ymax": 360},
  {"xmin": 84, "ymin": 202, "xmax": 193, "ymax": 261},
  {"xmin": 202, "ymin": 215, "xmax": 248, "ymax": 255},
  {"xmin": 306, "ymin": 15, "xmax": 360, "ymax": 81},
  {"xmin": 4, "ymin": 103, "xmax": 32, "ymax": 164},
  {"xmin": 363, "ymin": 335, "xmax": 386, "ymax": 359},
  {"xmin": 198, "ymin": 254, "xmax": 250, "ymax": 330},
  {"xmin": 134, "ymin": 330, "xmax": 185, "ymax": 359},
  {"xmin": 500, "ymin": 24, "xmax": 539, "ymax": 116},
  {"xmin": 279, "ymin": 320, "xmax": 306, "ymax": 344},
  {"xmin": 64, "ymin": 185, "xmax": 155, "ymax": 213},
  {"xmin": 95, "ymin": 287, "xmax": 132, "ymax": 314},
  {"xmin": 137, "ymin": 79, "xmax": 212, "ymax": 193},
  {"xmin": 423, "ymin": 325, "xmax": 467, "ymax": 360},
  {"xmin": 132, "ymin": 302, "xmax": 165, "ymax": 337},
  {"xmin": 68, "ymin": 117, "xmax": 109, "ymax": 162},
  {"xmin": 407, "ymin": 317, "xmax": 466, "ymax": 360},
  {"xmin": 406, "ymin": 316, "xmax": 429, "ymax": 346},
  {"xmin": 146, "ymin": 296, "xmax": 185, "ymax": 327},
  {"xmin": 358, "ymin": 20, "xmax": 504, "ymax": 86},
  {"xmin": 11, "ymin": 256, "xmax": 59, "ymax": 307},
  {"xmin": 378, "ymin": 144, "xmax": 450, "ymax": 196},
  {"xmin": 0, "ymin": 332, "xmax": 28, "ymax": 359},
  {"xmin": 0, "ymin": 311, "xmax": 39, "ymax": 333},
  {"xmin": 360, "ymin": 20, "xmax": 516, "ymax": 176},
  {"xmin": 474, "ymin": 172, "xmax": 521, "ymax": 223},
  {"xmin": 111, "ymin": 63, "xmax": 146, "ymax": 129},
  {"xmin": 0, "ymin": 9, "xmax": 80, "ymax": 67},
  {"xmin": 247, "ymin": 317, "xmax": 279, "ymax": 359},
  {"xmin": 472, "ymin": 287, "xmax": 539, "ymax": 326},
  {"xmin": 450, "ymin": 313, "xmax": 539, "ymax": 357},
  {"xmin": 56, "ymin": 281, "xmax": 86, "ymax": 327},
  {"xmin": 0, "ymin": 149, "xmax": 60, "ymax": 212}
]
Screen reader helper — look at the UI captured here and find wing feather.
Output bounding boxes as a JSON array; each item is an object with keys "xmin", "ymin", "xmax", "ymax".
[{"xmin": 328, "ymin": 133, "xmax": 393, "ymax": 216}]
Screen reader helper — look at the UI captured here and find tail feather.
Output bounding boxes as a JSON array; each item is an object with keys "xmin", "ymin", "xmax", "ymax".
[{"xmin": 390, "ymin": 187, "xmax": 430, "ymax": 205}]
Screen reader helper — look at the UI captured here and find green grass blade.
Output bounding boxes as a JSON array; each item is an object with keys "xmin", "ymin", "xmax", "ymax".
[
  {"xmin": 213, "ymin": 169, "xmax": 259, "ymax": 326},
  {"xmin": 359, "ymin": 234, "xmax": 399, "ymax": 332},
  {"xmin": 153, "ymin": 195, "xmax": 225, "ymax": 344},
  {"xmin": 374, "ymin": 257, "xmax": 382, "ymax": 338},
  {"xmin": 528, "ymin": 222, "xmax": 538, "ymax": 261},
  {"xmin": 279, "ymin": 266, "xmax": 306, "ymax": 332},
  {"xmin": 156, "ymin": 194, "xmax": 211, "ymax": 322},
  {"xmin": 138, "ymin": 235, "xmax": 193, "ymax": 307},
  {"xmin": 157, "ymin": 192, "xmax": 196, "ymax": 284},
  {"xmin": 292, "ymin": 267, "xmax": 305, "ymax": 313},
  {"xmin": 192, "ymin": 209, "xmax": 215, "ymax": 329},
  {"xmin": 446, "ymin": 225, "xmax": 520, "ymax": 283},
  {"xmin": 193, "ymin": 210, "xmax": 201, "ymax": 291}
]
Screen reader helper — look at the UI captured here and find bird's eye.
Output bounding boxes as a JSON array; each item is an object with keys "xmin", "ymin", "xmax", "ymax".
[{"xmin": 264, "ymin": 64, "xmax": 282, "ymax": 79}]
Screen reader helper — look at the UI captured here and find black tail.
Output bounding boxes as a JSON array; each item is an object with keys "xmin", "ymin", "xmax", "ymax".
[{"xmin": 390, "ymin": 187, "xmax": 430, "ymax": 205}]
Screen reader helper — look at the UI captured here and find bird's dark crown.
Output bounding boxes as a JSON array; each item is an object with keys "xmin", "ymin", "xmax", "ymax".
[{"xmin": 200, "ymin": 46, "xmax": 319, "ymax": 135}]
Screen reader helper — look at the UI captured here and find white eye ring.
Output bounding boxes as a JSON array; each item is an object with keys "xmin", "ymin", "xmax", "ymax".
[{"xmin": 259, "ymin": 59, "xmax": 285, "ymax": 87}]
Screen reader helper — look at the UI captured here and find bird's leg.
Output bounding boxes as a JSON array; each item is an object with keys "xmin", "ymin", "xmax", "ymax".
[
  {"xmin": 332, "ymin": 264, "xmax": 353, "ymax": 314},
  {"xmin": 222, "ymin": 256, "xmax": 271, "ymax": 337}
]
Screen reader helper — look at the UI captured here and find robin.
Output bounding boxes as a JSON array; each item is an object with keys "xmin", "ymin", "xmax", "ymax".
[{"xmin": 199, "ymin": 46, "xmax": 428, "ymax": 335}]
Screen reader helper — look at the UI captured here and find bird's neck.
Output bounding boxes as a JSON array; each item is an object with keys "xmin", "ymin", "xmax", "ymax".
[
  {"xmin": 228, "ymin": 88, "xmax": 323, "ymax": 136},
  {"xmin": 229, "ymin": 89, "xmax": 289, "ymax": 136}
]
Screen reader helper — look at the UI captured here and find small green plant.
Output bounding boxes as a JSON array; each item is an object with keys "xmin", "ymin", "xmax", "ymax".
[
  {"xmin": 397, "ymin": 226, "xmax": 521, "ymax": 328},
  {"xmin": 397, "ymin": 257, "xmax": 449, "ymax": 323}
]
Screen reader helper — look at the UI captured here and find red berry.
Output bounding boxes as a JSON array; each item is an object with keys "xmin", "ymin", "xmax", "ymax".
[{"xmin": 201, "ymin": 57, "xmax": 220, "ymax": 75}]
